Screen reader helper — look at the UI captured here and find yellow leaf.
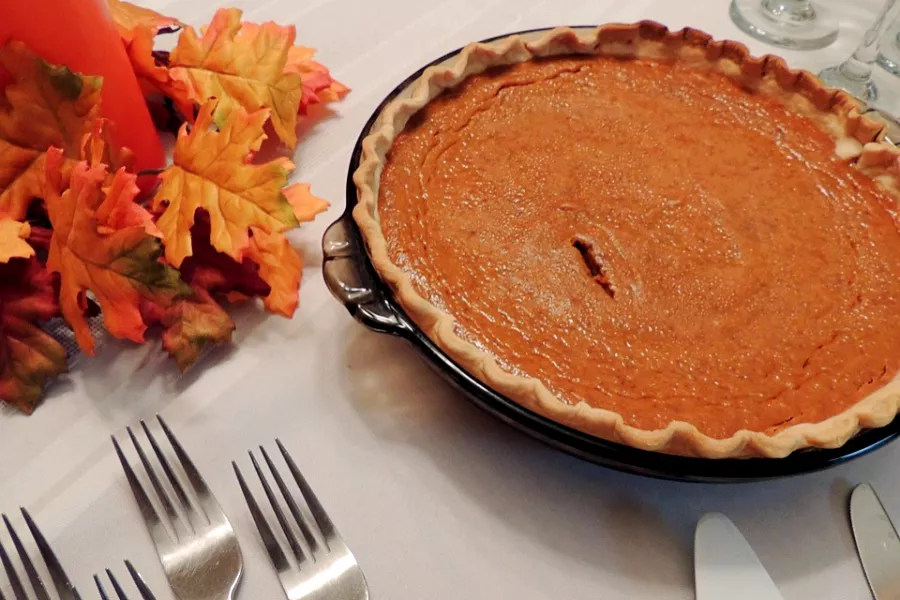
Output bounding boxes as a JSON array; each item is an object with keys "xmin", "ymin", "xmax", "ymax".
[
  {"xmin": 152, "ymin": 100, "xmax": 301, "ymax": 268},
  {"xmin": 238, "ymin": 23, "xmax": 350, "ymax": 114},
  {"xmin": 169, "ymin": 8, "xmax": 304, "ymax": 147},
  {"xmin": 0, "ymin": 217, "xmax": 34, "ymax": 263}
]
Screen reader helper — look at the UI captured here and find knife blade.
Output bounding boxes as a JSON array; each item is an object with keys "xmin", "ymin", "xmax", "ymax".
[
  {"xmin": 694, "ymin": 512, "xmax": 785, "ymax": 600},
  {"xmin": 850, "ymin": 483, "xmax": 900, "ymax": 600}
]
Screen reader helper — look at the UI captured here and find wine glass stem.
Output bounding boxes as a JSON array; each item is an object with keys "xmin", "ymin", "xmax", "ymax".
[
  {"xmin": 761, "ymin": 0, "xmax": 816, "ymax": 22},
  {"xmin": 841, "ymin": 0, "xmax": 900, "ymax": 74}
]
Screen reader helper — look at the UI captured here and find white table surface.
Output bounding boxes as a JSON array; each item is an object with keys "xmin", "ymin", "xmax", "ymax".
[{"xmin": 3, "ymin": 0, "xmax": 900, "ymax": 598}]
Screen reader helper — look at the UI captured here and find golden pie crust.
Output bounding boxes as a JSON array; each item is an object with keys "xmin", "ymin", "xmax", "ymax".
[{"xmin": 353, "ymin": 21, "xmax": 900, "ymax": 458}]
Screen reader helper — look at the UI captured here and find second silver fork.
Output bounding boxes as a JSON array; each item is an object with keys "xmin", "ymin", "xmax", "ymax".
[
  {"xmin": 233, "ymin": 440, "xmax": 369, "ymax": 600},
  {"xmin": 113, "ymin": 416, "xmax": 242, "ymax": 600}
]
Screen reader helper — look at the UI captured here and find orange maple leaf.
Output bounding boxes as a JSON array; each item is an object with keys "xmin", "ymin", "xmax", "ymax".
[
  {"xmin": 44, "ymin": 149, "xmax": 190, "ymax": 355},
  {"xmin": 285, "ymin": 182, "xmax": 329, "ymax": 223},
  {"xmin": 0, "ymin": 258, "xmax": 67, "ymax": 414},
  {"xmin": 0, "ymin": 217, "xmax": 34, "ymax": 263},
  {"xmin": 95, "ymin": 164, "xmax": 161, "ymax": 237},
  {"xmin": 246, "ymin": 228, "xmax": 303, "ymax": 317},
  {"xmin": 168, "ymin": 8, "xmax": 304, "ymax": 147},
  {"xmin": 244, "ymin": 184, "xmax": 328, "ymax": 317},
  {"xmin": 152, "ymin": 100, "xmax": 318, "ymax": 268},
  {"xmin": 0, "ymin": 42, "xmax": 102, "ymax": 219}
]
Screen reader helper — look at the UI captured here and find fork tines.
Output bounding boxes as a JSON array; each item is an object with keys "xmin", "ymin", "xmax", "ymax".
[
  {"xmin": 234, "ymin": 440, "xmax": 368, "ymax": 599},
  {"xmin": 0, "ymin": 508, "xmax": 81, "ymax": 600},
  {"xmin": 94, "ymin": 561, "xmax": 156, "ymax": 600},
  {"xmin": 233, "ymin": 440, "xmax": 336, "ymax": 568},
  {"xmin": 111, "ymin": 415, "xmax": 213, "ymax": 547},
  {"xmin": 112, "ymin": 416, "xmax": 242, "ymax": 600}
]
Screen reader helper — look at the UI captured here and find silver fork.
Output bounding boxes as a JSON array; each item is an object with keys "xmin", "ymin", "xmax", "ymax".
[
  {"xmin": 0, "ymin": 508, "xmax": 80, "ymax": 600},
  {"xmin": 94, "ymin": 562, "xmax": 157, "ymax": 600},
  {"xmin": 112, "ymin": 416, "xmax": 243, "ymax": 600},
  {"xmin": 232, "ymin": 440, "xmax": 369, "ymax": 600}
]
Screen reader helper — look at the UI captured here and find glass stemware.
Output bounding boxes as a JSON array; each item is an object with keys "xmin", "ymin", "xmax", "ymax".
[
  {"xmin": 818, "ymin": 0, "xmax": 900, "ymax": 102},
  {"xmin": 729, "ymin": 0, "xmax": 838, "ymax": 50},
  {"xmin": 875, "ymin": 17, "xmax": 900, "ymax": 76}
]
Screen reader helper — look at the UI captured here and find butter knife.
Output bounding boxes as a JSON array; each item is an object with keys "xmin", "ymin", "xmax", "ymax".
[
  {"xmin": 694, "ymin": 513, "xmax": 785, "ymax": 600},
  {"xmin": 851, "ymin": 483, "xmax": 900, "ymax": 600}
]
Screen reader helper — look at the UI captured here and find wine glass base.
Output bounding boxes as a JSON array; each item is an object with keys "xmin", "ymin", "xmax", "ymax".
[
  {"xmin": 818, "ymin": 65, "xmax": 878, "ymax": 102},
  {"xmin": 730, "ymin": 0, "xmax": 839, "ymax": 50},
  {"xmin": 876, "ymin": 53, "xmax": 900, "ymax": 77}
]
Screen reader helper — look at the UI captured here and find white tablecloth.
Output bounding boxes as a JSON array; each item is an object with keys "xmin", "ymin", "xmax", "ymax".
[{"xmin": 3, "ymin": 1, "xmax": 900, "ymax": 598}]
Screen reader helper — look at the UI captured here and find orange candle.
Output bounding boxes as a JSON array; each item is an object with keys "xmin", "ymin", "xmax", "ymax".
[{"xmin": 0, "ymin": 0, "xmax": 165, "ymax": 171}]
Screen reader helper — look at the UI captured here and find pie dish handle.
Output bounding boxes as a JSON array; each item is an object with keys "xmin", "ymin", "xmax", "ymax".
[{"xmin": 322, "ymin": 214, "xmax": 414, "ymax": 336}]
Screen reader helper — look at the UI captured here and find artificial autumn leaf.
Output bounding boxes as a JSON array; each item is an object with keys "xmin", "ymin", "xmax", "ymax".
[
  {"xmin": 245, "ymin": 228, "xmax": 302, "ymax": 317},
  {"xmin": 161, "ymin": 290, "xmax": 234, "ymax": 370},
  {"xmin": 105, "ymin": 0, "xmax": 194, "ymax": 118},
  {"xmin": 284, "ymin": 182, "xmax": 329, "ymax": 223},
  {"xmin": 178, "ymin": 211, "xmax": 271, "ymax": 300},
  {"xmin": 0, "ymin": 258, "xmax": 67, "ymax": 414},
  {"xmin": 95, "ymin": 166, "xmax": 161, "ymax": 237},
  {"xmin": 0, "ymin": 217, "xmax": 34, "ymax": 262},
  {"xmin": 141, "ymin": 285, "xmax": 235, "ymax": 372},
  {"xmin": 0, "ymin": 42, "xmax": 102, "ymax": 219},
  {"xmin": 169, "ymin": 8, "xmax": 304, "ymax": 147},
  {"xmin": 141, "ymin": 211, "xmax": 276, "ymax": 371},
  {"xmin": 106, "ymin": 0, "xmax": 181, "ymax": 39},
  {"xmin": 299, "ymin": 68, "xmax": 350, "ymax": 115},
  {"xmin": 241, "ymin": 184, "xmax": 328, "ymax": 317},
  {"xmin": 81, "ymin": 118, "xmax": 135, "ymax": 174},
  {"xmin": 152, "ymin": 100, "xmax": 306, "ymax": 268},
  {"xmin": 123, "ymin": 23, "xmax": 197, "ymax": 119},
  {"xmin": 237, "ymin": 22, "xmax": 349, "ymax": 115},
  {"xmin": 44, "ymin": 150, "xmax": 190, "ymax": 355}
]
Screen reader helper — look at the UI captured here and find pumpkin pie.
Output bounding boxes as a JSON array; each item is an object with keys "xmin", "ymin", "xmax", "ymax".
[{"xmin": 353, "ymin": 22, "xmax": 900, "ymax": 458}]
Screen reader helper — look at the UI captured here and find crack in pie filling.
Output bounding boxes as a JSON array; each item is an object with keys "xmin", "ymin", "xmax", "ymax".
[{"xmin": 355, "ymin": 22, "xmax": 900, "ymax": 457}]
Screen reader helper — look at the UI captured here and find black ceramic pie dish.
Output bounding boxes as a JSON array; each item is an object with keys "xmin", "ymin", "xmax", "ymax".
[{"xmin": 322, "ymin": 26, "xmax": 900, "ymax": 483}]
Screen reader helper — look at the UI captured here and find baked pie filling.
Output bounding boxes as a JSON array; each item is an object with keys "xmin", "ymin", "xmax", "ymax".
[{"xmin": 377, "ymin": 54, "xmax": 900, "ymax": 440}]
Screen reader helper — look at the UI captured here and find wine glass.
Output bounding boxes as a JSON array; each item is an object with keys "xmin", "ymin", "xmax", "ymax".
[
  {"xmin": 875, "ymin": 17, "xmax": 900, "ymax": 75},
  {"xmin": 729, "ymin": 0, "xmax": 838, "ymax": 50},
  {"xmin": 818, "ymin": 0, "xmax": 900, "ymax": 101}
]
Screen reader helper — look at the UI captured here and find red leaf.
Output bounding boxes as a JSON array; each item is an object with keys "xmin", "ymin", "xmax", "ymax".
[{"xmin": 0, "ymin": 258, "xmax": 67, "ymax": 413}]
